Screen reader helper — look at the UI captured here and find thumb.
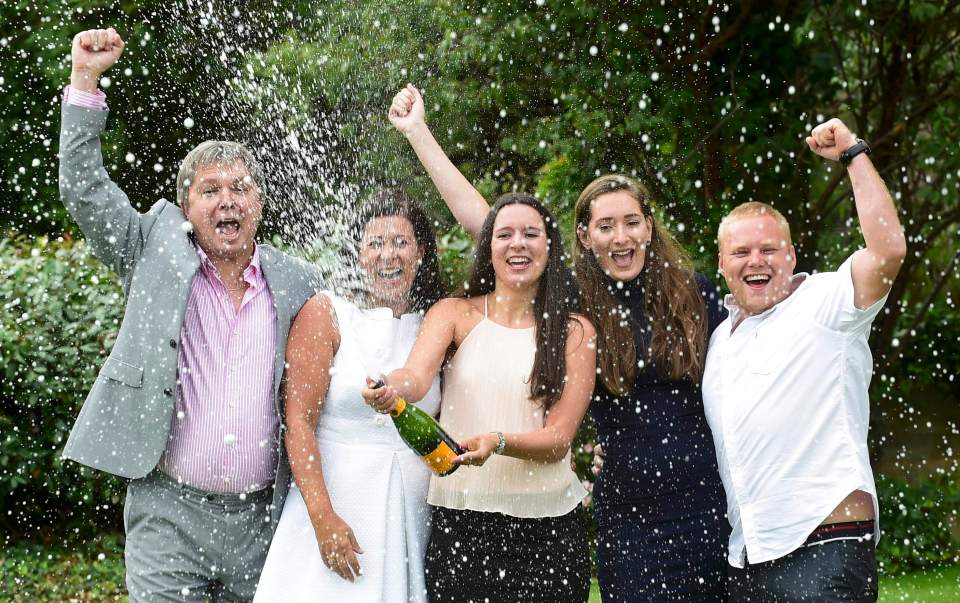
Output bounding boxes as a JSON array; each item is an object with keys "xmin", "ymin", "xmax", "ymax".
[
  {"xmin": 805, "ymin": 136, "xmax": 818, "ymax": 153},
  {"xmin": 410, "ymin": 84, "xmax": 424, "ymax": 106}
]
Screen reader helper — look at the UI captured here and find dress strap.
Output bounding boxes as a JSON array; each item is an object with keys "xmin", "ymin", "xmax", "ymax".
[{"xmin": 484, "ymin": 293, "xmax": 489, "ymax": 318}]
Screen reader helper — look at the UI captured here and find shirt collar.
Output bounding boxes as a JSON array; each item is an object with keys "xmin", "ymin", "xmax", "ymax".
[{"xmin": 195, "ymin": 244, "xmax": 262, "ymax": 282}]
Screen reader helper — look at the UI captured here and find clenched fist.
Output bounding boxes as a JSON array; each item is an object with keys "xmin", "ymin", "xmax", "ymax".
[
  {"xmin": 805, "ymin": 118, "xmax": 858, "ymax": 163},
  {"xmin": 71, "ymin": 28, "xmax": 125, "ymax": 92}
]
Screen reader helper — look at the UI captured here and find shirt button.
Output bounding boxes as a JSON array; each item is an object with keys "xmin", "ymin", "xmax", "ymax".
[
  {"xmin": 375, "ymin": 416, "xmax": 386, "ymax": 427},
  {"xmin": 163, "ymin": 388, "xmax": 173, "ymax": 397},
  {"xmin": 169, "ymin": 339, "xmax": 177, "ymax": 349},
  {"xmin": 223, "ymin": 433, "xmax": 237, "ymax": 446}
]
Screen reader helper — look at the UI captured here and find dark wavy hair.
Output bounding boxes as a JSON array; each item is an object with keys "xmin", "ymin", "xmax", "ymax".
[
  {"xmin": 350, "ymin": 189, "xmax": 444, "ymax": 313},
  {"xmin": 466, "ymin": 193, "xmax": 574, "ymax": 409}
]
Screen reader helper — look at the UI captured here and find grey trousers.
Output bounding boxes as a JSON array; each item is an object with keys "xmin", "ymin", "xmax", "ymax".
[{"xmin": 124, "ymin": 471, "xmax": 274, "ymax": 602}]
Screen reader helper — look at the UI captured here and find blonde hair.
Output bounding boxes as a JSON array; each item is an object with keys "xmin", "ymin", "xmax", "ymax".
[
  {"xmin": 718, "ymin": 202, "xmax": 791, "ymax": 250},
  {"xmin": 574, "ymin": 174, "xmax": 708, "ymax": 393}
]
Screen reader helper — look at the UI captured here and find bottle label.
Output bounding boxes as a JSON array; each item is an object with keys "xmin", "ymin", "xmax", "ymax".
[{"xmin": 422, "ymin": 441, "xmax": 458, "ymax": 476}]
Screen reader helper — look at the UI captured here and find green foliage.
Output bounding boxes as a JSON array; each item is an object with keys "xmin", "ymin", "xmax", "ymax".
[
  {"xmin": 0, "ymin": 234, "xmax": 125, "ymax": 537},
  {"xmin": 876, "ymin": 472, "xmax": 960, "ymax": 574},
  {"xmin": 0, "ymin": 533, "xmax": 126, "ymax": 601}
]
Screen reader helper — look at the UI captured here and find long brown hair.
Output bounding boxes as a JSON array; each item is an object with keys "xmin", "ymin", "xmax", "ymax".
[
  {"xmin": 467, "ymin": 193, "xmax": 572, "ymax": 409},
  {"xmin": 574, "ymin": 175, "xmax": 707, "ymax": 394}
]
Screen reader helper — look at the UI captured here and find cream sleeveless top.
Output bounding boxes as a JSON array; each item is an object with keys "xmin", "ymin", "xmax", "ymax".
[{"xmin": 427, "ymin": 297, "xmax": 587, "ymax": 518}]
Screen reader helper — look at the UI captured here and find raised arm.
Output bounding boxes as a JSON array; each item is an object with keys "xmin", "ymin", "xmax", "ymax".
[
  {"xmin": 457, "ymin": 316, "xmax": 597, "ymax": 465},
  {"xmin": 389, "ymin": 84, "xmax": 490, "ymax": 237},
  {"xmin": 60, "ymin": 28, "xmax": 150, "ymax": 279},
  {"xmin": 806, "ymin": 119, "xmax": 907, "ymax": 308},
  {"xmin": 361, "ymin": 297, "xmax": 462, "ymax": 410},
  {"xmin": 284, "ymin": 295, "xmax": 363, "ymax": 582}
]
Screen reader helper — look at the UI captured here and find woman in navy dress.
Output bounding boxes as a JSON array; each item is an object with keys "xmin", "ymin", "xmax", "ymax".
[{"xmin": 575, "ymin": 175, "xmax": 728, "ymax": 601}]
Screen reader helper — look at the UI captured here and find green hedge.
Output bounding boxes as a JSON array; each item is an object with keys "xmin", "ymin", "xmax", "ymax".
[
  {"xmin": 0, "ymin": 235, "xmax": 125, "ymax": 538},
  {"xmin": 876, "ymin": 473, "xmax": 960, "ymax": 574}
]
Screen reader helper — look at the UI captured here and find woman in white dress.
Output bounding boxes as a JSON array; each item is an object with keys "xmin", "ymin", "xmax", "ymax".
[{"xmin": 254, "ymin": 190, "xmax": 445, "ymax": 602}]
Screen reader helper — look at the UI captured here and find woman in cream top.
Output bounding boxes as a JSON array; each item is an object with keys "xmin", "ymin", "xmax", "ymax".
[{"xmin": 364, "ymin": 194, "xmax": 596, "ymax": 603}]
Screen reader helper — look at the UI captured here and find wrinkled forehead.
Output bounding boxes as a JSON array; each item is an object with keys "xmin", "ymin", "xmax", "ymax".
[
  {"xmin": 720, "ymin": 214, "xmax": 791, "ymax": 251},
  {"xmin": 190, "ymin": 160, "xmax": 254, "ymax": 185}
]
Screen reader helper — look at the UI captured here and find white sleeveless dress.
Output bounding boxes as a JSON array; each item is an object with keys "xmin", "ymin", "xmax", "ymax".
[{"xmin": 254, "ymin": 293, "xmax": 440, "ymax": 603}]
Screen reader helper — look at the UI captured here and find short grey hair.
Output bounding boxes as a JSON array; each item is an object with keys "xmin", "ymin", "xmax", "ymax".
[{"xmin": 176, "ymin": 140, "xmax": 265, "ymax": 206}]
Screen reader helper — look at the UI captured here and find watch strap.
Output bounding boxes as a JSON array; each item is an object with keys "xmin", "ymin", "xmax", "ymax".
[{"xmin": 840, "ymin": 138, "xmax": 872, "ymax": 166}]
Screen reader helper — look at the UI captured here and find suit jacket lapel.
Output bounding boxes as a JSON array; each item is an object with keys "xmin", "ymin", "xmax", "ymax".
[{"xmin": 259, "ymin": 246, "xmax": 293, "ymax": 400}]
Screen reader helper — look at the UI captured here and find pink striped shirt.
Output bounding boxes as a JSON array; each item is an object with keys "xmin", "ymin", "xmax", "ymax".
[
  {"xmin": 158, "ymin": 246, "xmax": 278, "ymax": 493},
  {"xmin": 63, "ymin": 85, "xmax": 107, "ymax": 110},
  {"xmin": 64, "ymin": 86, "xmax": 279, "ymax": 493}
]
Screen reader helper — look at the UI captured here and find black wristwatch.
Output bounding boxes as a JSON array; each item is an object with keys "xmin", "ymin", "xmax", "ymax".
[{"xmin": 840, "ymin": 138, "xmax": 872, "ymax": 166}]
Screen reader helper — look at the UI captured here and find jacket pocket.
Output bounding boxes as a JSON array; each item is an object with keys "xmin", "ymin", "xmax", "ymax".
[{"xmin": 100, "ymin": 357, "xmax": 144, "ymax": 387}]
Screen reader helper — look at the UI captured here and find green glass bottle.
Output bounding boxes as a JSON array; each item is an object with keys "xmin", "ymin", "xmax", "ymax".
[{"xmin": 390, "ymin": 398, "xmax": 463, "ymax": 477}]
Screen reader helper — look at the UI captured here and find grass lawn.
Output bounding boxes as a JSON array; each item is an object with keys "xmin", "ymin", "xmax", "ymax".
[
  {"xmin": 588, "ymin": 565, "xmax": 960, "ymax": 602},
  {"xmin": 2, "ymin": 537, "xmax": 957, "ymax": 601}
]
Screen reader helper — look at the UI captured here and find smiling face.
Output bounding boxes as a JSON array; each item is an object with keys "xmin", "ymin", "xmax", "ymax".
[
  {"xmin": 719, "ymin": 213, "xmax": 798, "ymax": 316},
  {"xmin": 183, "ymin": 160, "xmax": 262, "ymax": 263},
  {"xmin": 490, "ymin": 204, "xmax": 549, "ymax": 290},
  {"xmin": 577, "ymin": 190, "xmax": 654, "ymax": 282},
  {"xmin": 359, "ymin": 215, "xmax": 423, "ymax": 311}
]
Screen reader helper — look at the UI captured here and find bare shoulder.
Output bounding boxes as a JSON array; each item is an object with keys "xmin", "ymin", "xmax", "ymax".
[
  {"xmin": 296, "ymin": 294, "xmax": 338, "ymax": 335},
  {"xmin": 566, "ymin": 313, "xmax": 597, "ymax": 350},
  {"xmin": 425, "ymin": 296, "xmax": 476, "ymax": 321}
]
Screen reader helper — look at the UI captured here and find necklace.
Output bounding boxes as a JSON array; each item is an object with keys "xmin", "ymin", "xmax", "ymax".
[{"xmin": 223, "ymin": 281, "xmax": 248, "ymax": 292}]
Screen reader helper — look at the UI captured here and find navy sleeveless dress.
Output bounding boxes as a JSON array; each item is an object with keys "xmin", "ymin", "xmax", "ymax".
[{"xmin": 591, "ymin": 272, "xmax": 729, "ymax": 602}]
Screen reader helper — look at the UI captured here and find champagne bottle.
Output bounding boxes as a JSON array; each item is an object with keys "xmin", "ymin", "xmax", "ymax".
[{"xmin": 389, "ymin": 398, "xmax": 464, "ymax": 477}]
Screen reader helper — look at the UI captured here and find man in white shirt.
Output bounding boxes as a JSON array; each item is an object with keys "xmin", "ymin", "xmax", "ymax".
[{"xmin": 702, "ymin": 118, "xmax": 906, "ymax": 601}]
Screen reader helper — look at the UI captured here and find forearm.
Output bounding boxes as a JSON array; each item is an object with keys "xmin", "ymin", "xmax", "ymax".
[
  {"xmin": 501, "ymin": 425, "xmax": 576, "ymax": 463},
  {"xmin": 285, "ymin": 420, "xmax": 336, "ymax": 519},
  {"xmin": 384, "ymin": 367, "xmax": 433, "ymax": 403},
  {"xmin": 848, "ymin": 154, "xmax": 907, "ymax": 263},
  {"xmin": 404, "ymin": 122, "xmax": 489, "ymax": 237}
]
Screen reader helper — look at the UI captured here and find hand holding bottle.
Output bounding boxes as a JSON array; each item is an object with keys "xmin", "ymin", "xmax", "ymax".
[
  {"xmin": 362, "ymin": 376, "xmax": 398, "ymax": 413},
  {"xmin": 313, "ymin": 511, "xmax": 363, "ymax": 581},
  {"xmin": 454, "ymin": 433, "xmax": 501, "ymax": 467}
]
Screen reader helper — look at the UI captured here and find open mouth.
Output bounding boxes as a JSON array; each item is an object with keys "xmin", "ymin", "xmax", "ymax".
[
  {"xmin": 609, "ymin": 249, "xmax": 635, "ymax": 268},
  {"xmin": 215, "ymin": 219, "xmax": 241, "ymax": 239},
  {"xmin": 377, "ymin": 267, "xmax": 403, "ymax": 281},
  {"xmin": 744, "ymin": 274, "xmax": 771, "ymax": 289},
  {"xmin": 507, "ymin": 256, "xmax": 532, "ymax": 271}
]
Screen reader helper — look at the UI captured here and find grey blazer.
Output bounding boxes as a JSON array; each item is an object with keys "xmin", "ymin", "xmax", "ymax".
[{"xmin": 58, "ymin": 103, "xmax": 319, "ymax": 524}]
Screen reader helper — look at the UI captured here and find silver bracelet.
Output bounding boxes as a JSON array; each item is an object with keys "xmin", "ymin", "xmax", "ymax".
[{"xmin": 493, "ymin": 431, "xmax": 506, "ymax": 455}]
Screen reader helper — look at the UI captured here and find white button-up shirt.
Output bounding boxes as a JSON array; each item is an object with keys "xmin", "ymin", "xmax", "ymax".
[{"xmin": 702, "ymin": 256, "xmax": 885, "ymax": 567}]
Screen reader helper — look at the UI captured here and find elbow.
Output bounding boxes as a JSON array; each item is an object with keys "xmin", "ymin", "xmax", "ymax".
[
  {"xmin": 890, "ymin": 236, "xmax": 907, "ymax": 264},
  {"xmin": 881, "ymin": 235, "xmax": 907, "ymax": 271}
]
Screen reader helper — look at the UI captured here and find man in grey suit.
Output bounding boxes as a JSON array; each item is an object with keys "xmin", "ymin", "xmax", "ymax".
[{"xmin": 59, "ymin": 28, "xmax": 318, "ymax": 601}]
